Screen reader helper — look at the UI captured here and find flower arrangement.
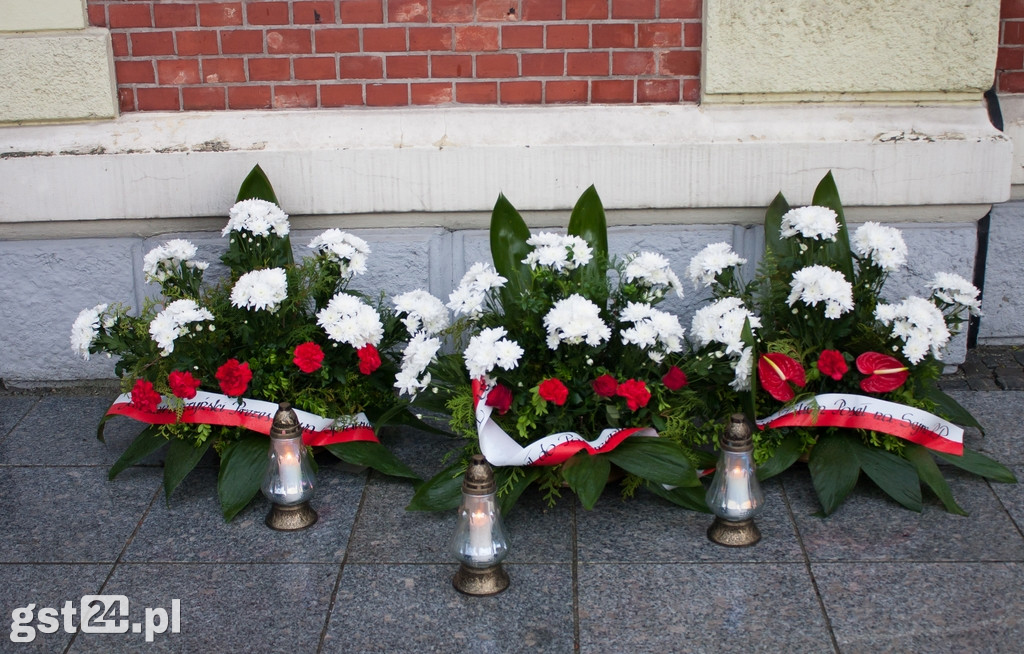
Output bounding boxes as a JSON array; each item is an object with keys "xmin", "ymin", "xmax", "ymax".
[
  {"xmin": 72, "ymin": 166, "xmax": 419, "ymax": 520},
  {"xmin": 685, "ymin": 171, "xmax": 1015, "ymax": 514},
  {"xmin": 406, "ymin": 187, "xmax": 706, "ymax": 513}
]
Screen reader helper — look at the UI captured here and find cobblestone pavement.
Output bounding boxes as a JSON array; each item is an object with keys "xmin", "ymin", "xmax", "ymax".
[{"xmin": 940, "ymin": 345, "xmax": 1024, "ymax": 392}]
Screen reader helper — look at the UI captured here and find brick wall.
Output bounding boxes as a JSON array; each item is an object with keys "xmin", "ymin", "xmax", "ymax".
[
  {"xmin": 1000, "ymin": 0, "xmax": 1024, "ymax": 92},
  {"xmin": 87, "ymin": 1, "xmax": 701, "ymax": 112}
]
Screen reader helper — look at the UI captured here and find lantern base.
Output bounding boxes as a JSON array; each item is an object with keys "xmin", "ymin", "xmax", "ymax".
[
  {"xmin": 452, "ymin": 563, "xmax": 509, "ymax": 596},
  {"xmin": 707, "ymin": 516, "xmax": 761, "ymax": 547},
  {"xmin": 265, "ymin": 501, "xmax": 318, "ymax": 531}
]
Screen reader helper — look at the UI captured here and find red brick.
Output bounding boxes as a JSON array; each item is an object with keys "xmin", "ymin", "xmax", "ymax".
[
  {"xmin": 1004, "ymin": 0, "xmax": 1024, "ymax": 19},
  {"xmin": 455, "ymin": 26, "xmax": 500, "ymax": 51},
  {"xmin": 546, "ymin": 25, "xmax": 589, "ymax": 49},
  {"xmin": 247, "ymin": 2, "xmax": 290, "ymax": 25},
  {"xmin": 155, "ymin": 4, "xmax": 198, "ymax": 28},
  {"xmin": 295, "ymin": 56, "xmax": 337, "ymax": 79},
  {"xmin": 199, "ymin": 3, "xmax": 243, "ymax": 27},
  {"xmin": 249, "ymin": 58, "xmax": 292, "ymax": 80},
  {"xmin": 202, "ymin": 58, "xmax": 247, "ymax": 83},
  {"xmin": 456, "ymin": 81, "xmax": 498, "ymax": 103},
  {"xmin": 366, "ymin": 83, "xmax": 409, "ymax": 105},
  {"xmin": 267, "ymin": 29, "xmax": 312, "ymax": 54},
  {"xmin": 567, "ymin": 52, "xmax": 608, "ymax": 76},
  {"xmin": 274, "ymin": 84, "xmax": 318, "ymax": 107},
  {"xmin": 228, "ymin": 85, "xmax": 273, "ymax": 108},
  {"xmin": 431, "ymin": 54, "xmax": 474, "ymax": 77},
  {"xmin": 683, "ymin": 22, "xmax": 702, "ymax": 48},
  {"xmin": 386, "ymin": 55, "xmax": 429, "ymax": 78},
  {"xmin": 659, "ymin": 50, "xmax": 700, "ymax": 76},
  {"xmin": 661, "ymin": 0, "xmax": 701, "ymax": 19},
  {"xmin": 1000, "ymin": 70, "xmax": 1024, "ymax": 92},
  {"xmin": 502, "ymin": 25, "xmax": 543, "ymax": 49},
  {"xmin": 176, "ymin": 30, "xmax": 219, "ymax": 56},
  {"xmin": 111, "ymin": 33, "xmax": 129, "ymax": 57},
  {"xmin": 295, "ymin": 2, "xmax": 335, "ymax": 24},
  {"xmin": 593, "ymin": 23, "xmax": 635, "ymax": 48},
  {"xmin": 612, "ymin": 51, "xmax": 654, "ymax": 75},
  {"xmin": 115, "ymin": 60, "xmax": 155, "ymax": 84},
  {"xmin": 316, "ymin": 28, "xmax": 361, "ymax": 53},
  {"xmin": 183, "ymin": 86, "xmax": 226, "ymax": 110},
  {"xmin": 1005, "ymin": 21, "xmax": 1024, "ymax": 45},
  {"xmin": 118, "ymin": 88, "xmax": 135, "ymax": 113},
  {"xmin": 521, "ymin": 0, "xmax": 561, "ymax": 20},
  {"xmin": 545, "ymin": 80, "xmax": 588, "ymax": 103},
  {"xmin": 131, "ymin": 32, "xmax": 175, "ymax": 56},
  {"xmin": 157, "ymin": 60, "xmax": 201, "ymax": 85},
  {"xmin": 222, "ymin": 30, "xmax": 265, "ymax": 54},
  {"xmin": 522, "ymin": 52, "xmax": 563, "ymax": 76},
  {"xmin": 477, "ymin": 53, "xmax": 519, "ymax": 77},
  {"xmin": 409, "ymin": 27, "xmax": 453, "ymax": 51},
  {"xmin": 87, "ymin": 4, "xmax": 106, "ymax": 27},
  {"xmin": 433, "ymin": 0, "xmax": 474, "ymax": 22},
  {"xmin": 109, "ymin": 3, "xmax": 152, "ymax": 28},
  {"xmin": 682, "ymin": 78, "xmax": 700, "ymax": 102},
  {"xmin": 592, "ymin": 79, "xmax": 633, "ymax": 102},
  {"xmin": 998, "ymin": 47, "xmax": 1024, "ymax": 70},
  {"xmin": 411, "ymin": 82, "xmax": 453, "ymax": 104},
  {"xmin": 638, "ymin": 78, "xmax": 679, "ymax": 103},
  {"xmin": 476, "ymin": 0, "xmax": 517, "ymax": 21},
  {"xmin": 389, "ymin": 0, "xmax": 429, "ymax": 22},
  {"xmin": 639, "ymin": 23, "xmax": 682, "ymax": 48},
  {"xmin": 340, "ymin": 0, "xmax": 384, "ymax": 24},
  {"xmin": 339, "ymin": 55, "xmax": 384, "ymax": 78},
  {"xmin": 566, "ymin": 0, "xmax": 608, "ymax": 20},
  {"xmin": 501, "ymin": 80, "xmax": 542, "ymax": 104},
  {"xmin": 612, "ymin": 0, "xmax": 655, "ymax": 19},
  {"xmin": 364, "ymin": 27, "xmax": 407, "ymax": 52},
  {"xmin": 321, "ymin": 83, "xmax": 364, "ymax": 106},
  {"xmin": 137, "ymin": 87, "xmax": 181, "ymax": 111}
]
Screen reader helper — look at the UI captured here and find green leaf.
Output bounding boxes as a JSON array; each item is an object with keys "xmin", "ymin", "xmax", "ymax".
[
  {"xmin": 810, "ymin": 171, "xmax": 855, "ymax": 281},
  {"xmin": 107, "ymin": 426, "xmax": 167, "ymax": 480},
  {"xmin": 325, "ymin": 441, "xmax": 420, "ymax": 480},
  {"xmin": 217, "ymin": 435, "xmax": 270, "ymax": 521},
  {"xmin": 763, "ymin": 191, "xmax": 792, "ymax": 259},
  {"xmin": 935, "ymin": 447, "xmax": 1018, "ymax": 483},
  {"xmin": 605, "ymin": 438, "xmax": 701, "ymax": 488},
  {"xmin": 756, "ymin": 431, "xmax": 805, "ymax": 480},
  {"xmin": 740, "ymin": 317, "xmax": 758, "ymax": 421},
  {"xmin": 235, "ymin": 164, "xmax": 279, "ymax": 204},
  {"xmin": 163, "ymin": 437, "xmax": 213, "ymax": 502},
  {"xmin": 489, "ymin": 193, "xmax": 533, "ymax": 307},
  {"xmin": 904, "ymin": 445, "xmax": 967, "ymax": 516},
  {"xmin": 807, "ymin": 434, "xmax": 861, "ymax": 515},
  {"xmin": 858, "ymin": 444, "xmax": 922, "ymax": 512},
  {"xmin": 646, "ymin": 483, "xmax": 711, "ymax": 513},
  {"xmin": 561, "ymin": 452, "xmax": 611, "ymax": 510},
  {"xmin": 920, "ymin": 384, "xmax": 983, "ymax": 432},
  {"xmin": 566, "ymin": 185, "xmax": 610, "ymax": 305},
  {"xmin": 496, "ymin": 467, "xmax": 541, "ymax": 516},
  {"xmin": 407, "ymin": 462, "xmax": 465, "ymax": 511}
]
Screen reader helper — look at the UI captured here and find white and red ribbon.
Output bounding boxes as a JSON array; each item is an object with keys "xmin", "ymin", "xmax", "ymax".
[
  {"xmin": 108, "ymin": 390, "xmax": 377, "ymax": 446},
  {"xmin": 756, "ymin": 393, "xmax": 963, "ymax": 456}
]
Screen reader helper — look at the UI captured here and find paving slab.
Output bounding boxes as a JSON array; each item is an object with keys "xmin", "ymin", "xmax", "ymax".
[
  {"xmin": 990, "ymin": 464, "xmax": 1024, "ymax": 533},
  {"xmin": 946, "ymin": 391, "xmax": 1024, "ymax": 465},
  {"xmin": 0, "ymin": 395, "xmax": 37, "ymax": 444}
]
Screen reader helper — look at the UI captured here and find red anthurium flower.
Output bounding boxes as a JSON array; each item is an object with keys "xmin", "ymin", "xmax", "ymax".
[
  {"xmin": 485, "ymin": 383, "xmax": 513, "ymax": 415},
  {"xmin": 216, "ymin": 359, "xmax": 252, "ymax": 396},
  {"xmin": 592, "ymin": 374, "xmax": 618, "ymax": 398},
  {"xmin": 662, "ymin": 366, "xmax": 688, "ymax": 391},
  {"xmin": 758, "ymin": 352, "xmax": 807, "ymax": 402},
  {"xmin": 130, "ymin": 378, "xmax": 162, "ymax": 412},
  {"xmin": 817, "ymin": 350, "xmax": 848, "ymax": 381},
  {"xmin": 856, "ymin": 352, "xmax": 909, "ymax": 393},
  {"xmin": 293, "ymin": 342, "xmax": 325, "ymax": 373},
  {"xmin": 538, "ymin": 378, "xmax": 569, "ymax": 406},
  {"xmin": 356, "ymin": 344, "xmax": 381, "ymax": 375},
  {"xmin": 617, "ymin": 379, "xmax": 652, "ymax": 411},
  {"xmin": 168, "ymin": 370, "xmax": 201, "ymax": 399}
]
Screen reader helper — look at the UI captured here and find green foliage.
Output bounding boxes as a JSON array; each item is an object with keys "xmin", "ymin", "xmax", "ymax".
[{"xmin": 217, "ymin": 435, "xmax": 270, "ymax": 521}]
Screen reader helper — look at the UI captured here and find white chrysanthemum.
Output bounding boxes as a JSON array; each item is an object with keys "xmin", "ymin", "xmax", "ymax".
[
  {"xmin": 393, "ymin": 289, "xmax": 450, "ymax": 335},
  {"xmin": 787, "ymin": 265, "xmax": 854, "ymax": 319},
  {"xmin": 148, "ymin": 299, "xmax": 215, "ymax": 356},
  {"xmin": 143, "ymin": 239, "xmax": 207, "ymax": 284},
  {"xmin": 780, "ymin": 206, "xmax": 840, "ymax": 241},
  {"xmin": 619, "ymin": 302, "xmax": 685, "ymax": 362},
  {"xmin": 394, "ymin": 332, "xmax": 442, "ymax": 397},
  {"xmin": 71, "ymin": 303, "xmax": 108, "ymax": 360},
  {"xmin": 851, "ymin": 222, "xmax": 908, "ymax": 272},
  {"xmin": 624, "ymin": 251, "xmax": 684, "ymax": 299},
  {"xmin": 308, "ymin": 229, "xmax": 370, "ymax": 278},
  {"xmin": 543, "ymin": 294, "xmax": 611, "ymax": 350},
  {"xmin": 523, "ymin": 232, "xmax": 593, "ymax": 271},
  {"xmin": 222, "ymin": 199, "xmax": 290, "ymax": 237},
  {"xmin": 927, "ymin": 272, "xmax": 982, "ymax": 316},
  {"xmin": 730, "ymin": 346, "xmax": 754, "ymax": 391},
  {"xmin": 230, "ymin": 268, "xmax": 288, "ymax": 313},
  {"xmin": 875, "ymin": 296, "xmax": 951, "ymax": 364},
  {"xmin": 687, "ymin": 242, "xmax": 746, "ymax": 288},
  {"xmin": 447, "ymin": 262, "xmax": 506, "ymax": 318},
  {"xmin": 464, "ymin": 327, "xmax": 524, "ymax": 379},
  {"xmin": 316, "ymin": 292, "xmax": 384, "ymax": 349},
  {"xmin": 690, "ymin": 297, "xmax": 761, "ymax": 356}
]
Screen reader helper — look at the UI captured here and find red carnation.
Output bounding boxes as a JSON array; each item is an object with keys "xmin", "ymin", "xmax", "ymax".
[
  {"xmin": 538, "ymin": 378, "xmax": 569, "ymax": 406},
  {"xmin": 758, "ymin": 352, "xmax": 807, "ymax": 402},
  {"xmin": 485, "ymin": 384, "xmax": 513, "ymax": 415},
  {"xmin": 617, "ymin": 379, "xmax": 651, "ymax": 411},
  {"xmin": 168, "ymin": 370, "xmax": 201, "ymax": 399},
  {"xmin": 592, "ymin": 374, "xmax": 618, "ymax": 398},
  {"xmin": 293, "ymin": 342, "xmax": 324, "ymax": 373},
  {"xmin": 216, "ymin": 359, "xmax": 252, "ymax": 397},
  {"xmin": 817, "ymin": 350, "xmax": 848, "ymax": 381},
  {"xmin": 130, "ymin": 379, "xmax": 161, "ymax": 413},
  {"xmin": 856, "ymin": 352, "xmax": 909, "ymax": 393},
  {"xmin": 356, "ymin": 344, "xmax": 381, "ymax": 375},
  {"xmin": 662, "ymin": 366, "xmax": 688, "ymax": 391}
]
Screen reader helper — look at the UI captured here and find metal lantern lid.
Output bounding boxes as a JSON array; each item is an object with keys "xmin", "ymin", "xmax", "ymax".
[
  {"xmin": 719, "ymin": 413, "xmax": 753, "ymax": 452},
  {"xmin": 270, "ymin": 402, "xmax": 302, "ymax": 441},
  {"xmin": 462, "ymin": 454, "xmax": 497, "ymax": 495}
]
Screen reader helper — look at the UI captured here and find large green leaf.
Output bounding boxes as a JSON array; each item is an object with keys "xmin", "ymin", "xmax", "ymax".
[
  {"xmin": 935, "ymin": 447, "xmax": 1018, "ymax": 483},
  {"xmin": 561, "ymin": 452, "xmax": 611, "ymax": 510},
  {"xmin": 857, "ymin": 444, "xmax": 922, "ymax": 512},
  {"xmin": 807, "ymin": 434, "xmax": 861, "ymax": 515},
  {"xmin": 217, "ymin": 435, "xmax": 270, "ymax": 521},
  {"xmin": 605, "ymin": 438, "xmax": 701, "ymax": 488},
  {"xmin": 763, "ymin": 191, "xmax": 792, "ymax": 259},
  {"xmin": 163, "ymin": 437, "xmax": 213, "ymax": 502},
  {"xmin": 407, "ymin": 462, "xmax": 465, "ymax": 511},
  {"xmin": 646, "ymin": 483, "xmax": 711, "ymax": 513},
  {"xmin": 325, "ymin": 441, "xmax": 420, "ymax": 480},
  {"xmin": 107, "ymin": 426, "xmax": 168, "ymax": 480},
  {"xmin": 496, "ymin": 467, "xmax": 541, "ymax": 516},
  {"xmin": 489, "ymin": 193, "xmax": 533, "ymax": 306},
  {"xmin": 235, "ymin": 164, "xmax": 279, "ymax": 203},
  {"xmin": 920, "ymin": 384, "xmax": 983, "ymax": 432},
  {"xmin": 756, "ymin": 431, "xmax": 805, "ymax": 480},
  {"xmin": 904, "ymin": 444, "xmax": 967, "ymax": 516},
  {"xmin": 566, "ymin": 185, "xmax": 610, "ymax": 305},
  {"xmin": 810, "ymin": 171, "xmax": 855, "ymax": 280}
]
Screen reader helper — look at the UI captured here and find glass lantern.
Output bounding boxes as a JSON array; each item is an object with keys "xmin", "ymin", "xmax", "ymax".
[
  {"xmin": 706, "ymin": 414, "xmax": 765, "ymax": 546},
  {"xmin": 451, "ymin": 454, "xmax": 510, "ymax": 595},
  {"xmin": 262, "ymin": 402, "xmax": 318, "ymax": 530}
]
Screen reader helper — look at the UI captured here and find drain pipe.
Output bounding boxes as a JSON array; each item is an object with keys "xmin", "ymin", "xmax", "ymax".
[{"xmin": 968, "ymin": 86, "xmax": 1003, "ymax": 348}]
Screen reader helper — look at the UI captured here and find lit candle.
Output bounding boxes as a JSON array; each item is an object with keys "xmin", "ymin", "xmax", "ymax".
[
  {"xmin": 277, "ymin": 442, "xmax": 303, "ymax": 501},
  {"xmin": 469, "ymin": 508, "xmax": 492, "ymax": 556},
  {"xmin": 724, "ymin": 462, "xmax": 752, "ymax": 514}
]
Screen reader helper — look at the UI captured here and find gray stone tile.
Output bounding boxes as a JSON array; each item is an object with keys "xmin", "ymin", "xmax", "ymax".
[
  {"xmin": 123, "ymin": 466, "xmax": 366, "ymax": 564},
  {"xmin": 1, "ymin": 466, "xmax": 159, "ymax": 563},
  {"xmin": 990, "ymin": 464, "xmax": 1024, "ymax": 530},
  {"xmin": 814, "ymin": 562, "xmax": 1024, "ymax": 654},
  {"xmin": 376, "ymin": 424, "xmax": 468, "ymax": 478},
  {"xmin": 578, "ymin": 563, "xmax": 834, "ymax": 653},
  {"xmin": 947, "ymin": 390, "xmax": 1024, "ymax": 465},
  {"xmin": 324, "ymin": 563, "xmax": 574, "ymax": 653},
  {"xmin": 0, "ymin": 395, "xmax": 37, "ymax": 443},
  {"xmin": 784, "ymin": 468, "xmax": 1024, "ymax": 562},
  {"xmin": 69, "ymin": 562, "xmax": 337, "ymax": 653},
  {"xmin": 0, "ymin": 563, "xmax": 111, "ymax": 653},
  {"xmin": 576, "ymin": 482, "xmax": 803, "ymax": 563}
]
